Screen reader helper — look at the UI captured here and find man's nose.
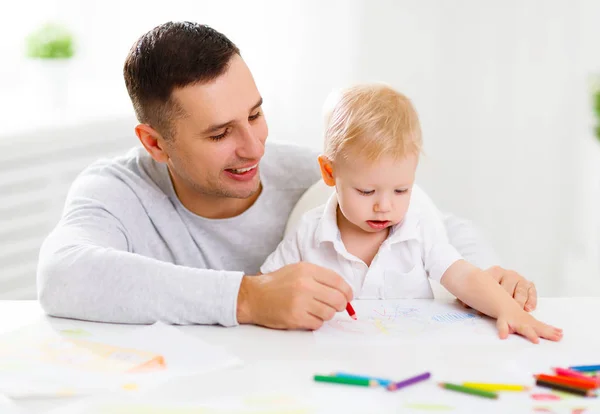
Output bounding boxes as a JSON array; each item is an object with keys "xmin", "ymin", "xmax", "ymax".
[{"xmin": 237, "ymin": 125, "xmax": 264, "ymax": 160}]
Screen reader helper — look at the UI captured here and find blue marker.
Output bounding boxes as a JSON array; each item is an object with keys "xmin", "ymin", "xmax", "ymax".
[
  {"xmin": 569, "ymin": 365, "xmax": 600, "ymax": 372},
  {"xmin": 333, "ymin": 372, "xmax": 393, "ymax": 387}
]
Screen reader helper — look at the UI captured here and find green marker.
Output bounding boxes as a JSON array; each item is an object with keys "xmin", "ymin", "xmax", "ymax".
[
  {"xmin": 439, "ymin": 382, "xmax": 499, "ymax": 399},
  {"xmin": 314, "ymin": 374, "xmax": 378, "ymax": 387}
]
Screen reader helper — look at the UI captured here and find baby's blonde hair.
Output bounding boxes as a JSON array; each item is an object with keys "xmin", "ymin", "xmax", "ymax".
[{"xmin": 323, "ymin": 83, "xmax": 422, "ymax": 162}]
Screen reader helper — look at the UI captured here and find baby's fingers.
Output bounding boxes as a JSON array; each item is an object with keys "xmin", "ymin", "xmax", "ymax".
[
  {"xmin": 535, "ymin": 322, "xmax": 563, "ymax": 342},
  {"xmin": 516, "ymin": 324, "xmax": 540, "ymax": 344},
  {"xmin": 496, "ymin": 318, "xmax": 510, "ymax": 340}
]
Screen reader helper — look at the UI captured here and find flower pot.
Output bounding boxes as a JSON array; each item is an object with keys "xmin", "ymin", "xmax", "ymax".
[{"xmin": 25, "ymin": 58, "xmax": 72, "ymax": 111}]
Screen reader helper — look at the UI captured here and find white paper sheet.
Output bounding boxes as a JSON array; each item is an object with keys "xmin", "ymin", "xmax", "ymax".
[
  {"xmin": 0, "ymin": 394, "xmax": 22, "ymax": 413},
  {"xmin": 314, "ymin": 299, "xmax": 508, "ymax": 344},
  {"xmin": 0, "ymin": 320, "xmax": 241, "ymax": 399}
]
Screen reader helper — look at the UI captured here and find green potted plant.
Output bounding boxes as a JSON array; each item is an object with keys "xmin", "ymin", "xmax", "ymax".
[
  {"xmin": 24, "ymin": 22, "xmax": 76, "ymax": 109},
  {"xmin": 594, "ymin": 87, "xmax": 600, "ymax": 143},
  {"xmin": 26, "ymin": 23, "xmax": 75, "ymax": 59}
]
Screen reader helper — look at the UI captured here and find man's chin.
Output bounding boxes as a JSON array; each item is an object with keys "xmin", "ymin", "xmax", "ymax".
[{"xmin": 223, "ymin": 179, "xmax": 262, "ymax": 199}]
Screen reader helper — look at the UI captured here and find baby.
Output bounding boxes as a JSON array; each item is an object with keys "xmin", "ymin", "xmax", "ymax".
[{"xmin": 261, "ymin": 83, "xmax": 562, "ymax": 343}]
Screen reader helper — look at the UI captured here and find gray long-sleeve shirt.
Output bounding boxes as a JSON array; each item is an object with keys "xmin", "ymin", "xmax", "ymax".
[{"xmin": 37, "ymin": 141, "xmax": 498, "ymax": 327}]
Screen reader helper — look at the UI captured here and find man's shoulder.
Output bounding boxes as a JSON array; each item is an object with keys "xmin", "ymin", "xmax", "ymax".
[
  {"xmin": 261, "ymin": 141, "xmax": 321, "ymax": 191},
  {"xmin": 410, "ymin": 184, "xmax": 444, "ymax": 224},
  {"xmin": 67, "ymin": 146, "xmax": 166, "ymax": 205},
  {"xmin": 405, "ymin": 184, "xmax": 449, "ymax": 243}
]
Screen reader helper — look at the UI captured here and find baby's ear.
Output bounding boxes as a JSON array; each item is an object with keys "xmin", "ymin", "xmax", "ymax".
[{"xmin": 318, "ymin": 155, "xmax": 336, "ymax": 187}]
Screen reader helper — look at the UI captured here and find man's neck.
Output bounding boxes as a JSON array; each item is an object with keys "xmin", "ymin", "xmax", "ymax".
[{"xmin": 169, "ymin": 172, "xmax": 262, "ymax": 219}]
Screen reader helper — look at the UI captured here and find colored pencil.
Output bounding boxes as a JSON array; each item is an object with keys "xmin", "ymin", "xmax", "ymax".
[
  {"xmin": 554, "ymin": 367, "xmax": 600, "ymax": 385},
  {"xmin": 314, "ymin": 375, "xmax": 378, "ymax": 387},
  {"xmin": 345, "ymin": 302, "xmax": 357, "ymax": 320},
  {"xmin": 333, "ymin": 372, "xmax": 392, "ymax": 387},
  {"xmin": 535, "ymin": 379, "xmax": 596, "ymax": 397},
  {"xmin": 569, "ymin": 365, "xmax": 600, "ymax": 373},
  {"xmin": 536, "ymin": 374, "xmax": 598, "ymax": 390},
  {"xmin": 462, "ymin": 382, "xmax": 529, "ymax": 392},
  {"xmin": 438, "ymin": 383, "xmax": 498, "ymax": 399},
  {"xmin": 387, "ymin": 372, "xmax": 431, "ymax": 391}
]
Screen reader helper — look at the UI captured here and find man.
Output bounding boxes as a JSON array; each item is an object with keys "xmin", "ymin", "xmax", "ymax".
[{"xmin": 37, "ymin": 21, "xmax": 536, "ymax": 330}]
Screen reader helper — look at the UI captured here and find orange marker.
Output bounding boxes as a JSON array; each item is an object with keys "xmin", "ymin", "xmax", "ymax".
[
  {"xmin": 535, "ymin": 374, "xmax": 598, "ymax": 390},
  {"xmin": 346, "ymin": 302, "xmax": 357, "ymax": 320}
]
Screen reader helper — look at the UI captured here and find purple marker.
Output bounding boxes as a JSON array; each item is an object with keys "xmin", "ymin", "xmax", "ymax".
[{"xmin": 387, "ymin": 372, "xmax": 431, "ymax": 391}]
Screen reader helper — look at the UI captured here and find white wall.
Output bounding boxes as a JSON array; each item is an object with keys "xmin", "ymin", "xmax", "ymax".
[
  {"xmin": 342, "ymin": 0, "xmax": 599, "ymax": 296},
  {"xmin": 258, "ymin": 0, "xmax": 600, "ymax": 296},
  {"xmin": 1, "ymin": 0, "xmax": 598, "ymax": 297}
]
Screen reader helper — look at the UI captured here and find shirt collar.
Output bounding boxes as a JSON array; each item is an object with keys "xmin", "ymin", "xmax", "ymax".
[
  {"xmin": 387, "ymin": 201, "xmax": 420, "ymax": 244},
  {"xmin": 314, "ymin": 192, "xmax": 341, "ymax": 246},
  {"xmin": 314, "ymin": 192, "xmax": 421, "ymax": 246}
]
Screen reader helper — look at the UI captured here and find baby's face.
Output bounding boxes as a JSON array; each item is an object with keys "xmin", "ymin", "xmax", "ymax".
[{"xmin": 334, "ymin": 153, "xmax": 418, "ymax": 234}]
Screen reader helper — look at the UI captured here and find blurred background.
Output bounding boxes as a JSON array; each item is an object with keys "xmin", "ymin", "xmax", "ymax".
[{"xmin": 1, "ymin": 0, "xmax": 599, "ymax": 300}]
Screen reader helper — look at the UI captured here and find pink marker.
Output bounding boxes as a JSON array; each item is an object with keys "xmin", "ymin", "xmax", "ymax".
[{"xmin": 553, "ymin": 367, "xmax": 600, "ymax": 386}]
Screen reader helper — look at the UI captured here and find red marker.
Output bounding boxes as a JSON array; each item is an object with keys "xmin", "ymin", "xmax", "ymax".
[{"xmin": 346, "ymin": 302, "xmax": 357, "ymax": 320}]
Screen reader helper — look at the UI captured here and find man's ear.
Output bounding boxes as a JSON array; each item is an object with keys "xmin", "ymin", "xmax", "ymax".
[
  {"xmin": 135, "ymin": 124, "xmax": 170, "ymax": 163},
  {"xmin": 318, "ymin": 155, "xmax": 336, "ymax": 187}
]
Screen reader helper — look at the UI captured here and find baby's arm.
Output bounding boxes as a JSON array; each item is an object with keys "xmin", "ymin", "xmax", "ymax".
[
  {"xmin": 440, "ymin": 261, "xmax": 562, "ymax": 343},
  {"xmin": 417, "ymin": 197, "xmax": 562, "ymax": 343}
]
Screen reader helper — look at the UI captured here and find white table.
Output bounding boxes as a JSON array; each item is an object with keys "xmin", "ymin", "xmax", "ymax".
[{"xmin": 1, "ymin": 298, "xmax": 599, "ymax": 414}]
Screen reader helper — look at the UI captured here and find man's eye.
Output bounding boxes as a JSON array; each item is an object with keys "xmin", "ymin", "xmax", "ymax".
[
  {"xmin": 209, "ymin": 128, "xmax": 230, "ymax": 141},
  {"xmin": 249, "ymin": 111, "xmax": 262, "ymax": 121},
  {"xmin": 357, "ymin": 189, "xmax": 374, "ymax": 196}
]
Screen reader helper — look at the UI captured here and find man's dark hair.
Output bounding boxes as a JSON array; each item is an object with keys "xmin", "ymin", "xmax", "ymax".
[{"xmin": 124, "ymin": 21, "xmax": 240, "ymax": 139}]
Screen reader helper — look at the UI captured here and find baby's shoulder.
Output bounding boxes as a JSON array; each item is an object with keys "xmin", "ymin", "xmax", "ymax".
[{"xmin": 293, "ymin": 204, "xmax": 327, "ymax": 236}]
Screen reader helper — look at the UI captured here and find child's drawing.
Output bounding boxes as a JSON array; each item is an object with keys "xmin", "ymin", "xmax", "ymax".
[{"xmin": 314, "ymin": 300, "xmax": 496, "ymax": 342}]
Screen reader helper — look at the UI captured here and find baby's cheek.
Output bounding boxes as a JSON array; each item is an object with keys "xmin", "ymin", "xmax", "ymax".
[
  {"xmin": 339, "ymin": 199, "xmax": 364, "ymax": 224},
  {"xmin": 350, "ymin": 199, "xmax": 370, "ymax": 218}
]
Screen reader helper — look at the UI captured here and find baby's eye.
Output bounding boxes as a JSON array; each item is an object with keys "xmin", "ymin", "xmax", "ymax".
[
  {"xmin": 395, "ymin": 189, "xmax": 408, "ymax": 194},
  {"xmin": 356, "ymin": 189, "xmax": 374, "ymax": 196}
]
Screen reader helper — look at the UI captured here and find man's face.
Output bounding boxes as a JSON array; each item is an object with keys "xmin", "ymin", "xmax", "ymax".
[{"xmin": 164, "ymin": 54, "xmax": 268, "ymax": 199}]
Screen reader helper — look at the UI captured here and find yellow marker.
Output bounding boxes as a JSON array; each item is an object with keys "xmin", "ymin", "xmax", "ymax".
[{"xmin": 463, "ymin": 382, "xmax": 529, "ymax": 392}]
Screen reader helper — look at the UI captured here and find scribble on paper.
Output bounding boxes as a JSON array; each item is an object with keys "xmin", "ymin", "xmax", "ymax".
[
  {"xmin": 431, "ymin": 312, "xmax": 477, "ymax": 323},
  {"xmin": 314, "ymin": 300, "xmax": 495, "ymax": 341}
]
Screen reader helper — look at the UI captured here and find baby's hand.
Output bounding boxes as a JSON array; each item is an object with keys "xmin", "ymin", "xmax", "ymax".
[{"xmin": 496, "ymin": 310, "xmax": 563, "ymax": 344}]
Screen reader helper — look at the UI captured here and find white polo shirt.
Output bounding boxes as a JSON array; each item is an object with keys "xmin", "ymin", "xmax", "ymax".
[{"xmin": 260, "ymin": 187, "xmax": 463, "ymax": 299}]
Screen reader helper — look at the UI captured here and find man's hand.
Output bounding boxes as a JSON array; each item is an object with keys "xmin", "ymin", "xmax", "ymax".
[
  {"xmin": 236, "ymin": 262, "xmax": 353, "ymax": 330},
  {"xmin": 458, "ymin": 266, "xmax": 537, "ymax": 312}
]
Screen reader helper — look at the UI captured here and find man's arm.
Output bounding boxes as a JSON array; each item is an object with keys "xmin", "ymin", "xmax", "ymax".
[
  {"xmin": 38, "ymin": 169, "xmax": 352, "ymax": 329},
  {"xmin": 37, "ymin": 203, "xmax": 244, "ymax": 327},
  {"xmin": 412, "ymin": 185, "xmax": 499, "ymax": 268},
  {"xmin": 442, "ymin": 213, "xmax": 500, "ymax": 269}
]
